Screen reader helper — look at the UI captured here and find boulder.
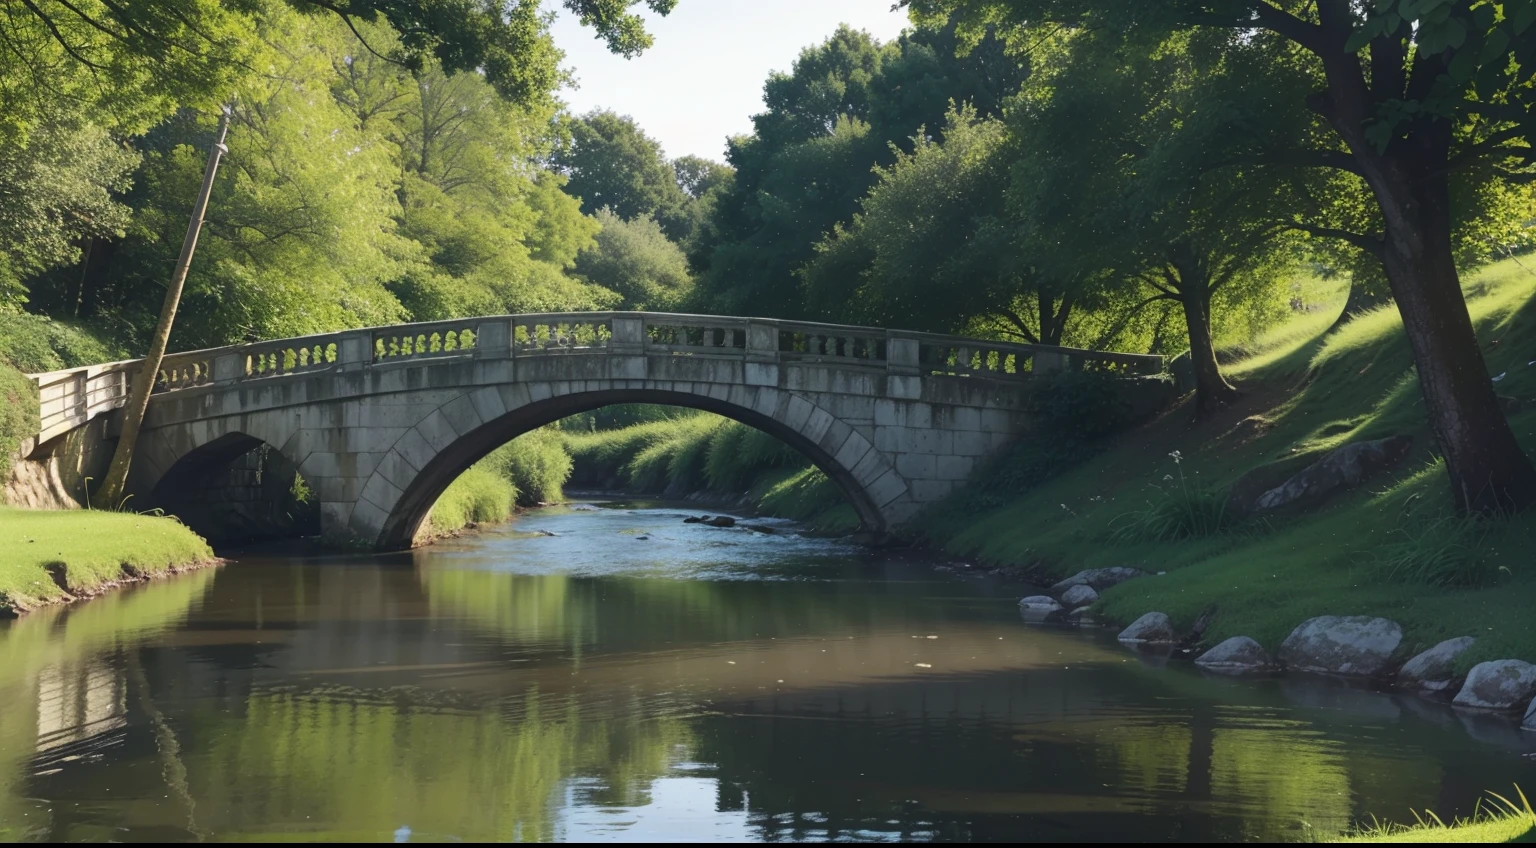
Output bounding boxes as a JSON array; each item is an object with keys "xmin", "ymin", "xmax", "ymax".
[
  {"xmin": 1452, "ymin": 660, "xmax": 1536, "ymax": 710},
  {"xmin": 1049, "ymin": 567, "xmax": 1144, "ymax": 594},
  {"xmin": 704, "ymin": 516, "xmax": 736, "ymax": 528},
  {"xmin": 1524, "ymin": 699, "xmax": 1536, "ymax": 731},
  {"xmin": 1117, "ymin": 612, "xmax": 1176, "ymax": 645},
  {"xmin": 1195, "ymin": 637, "xmax": 1272, "ymax": 675},
  {"xmin": 683, "ymin": 515, "xmax": 707, "ymax": 524},
  {"xmin": 1060, "ymin": 584, "xmax": 1099, "ymax": 608},
  {"xmin": 1278, "ymin": 616, "xmax": 1403, "ymax": 677},
  {"xmin": 1251, "ymin": 436, "xmax": 1413, "ymax": 514},
  {"xmin": 1018, "ymin": 595, "xmax": 1063, "ymax": 613},
  {"xmin": 1397, "ymin": 637, "xmax": 1477, "ymax": 693}
]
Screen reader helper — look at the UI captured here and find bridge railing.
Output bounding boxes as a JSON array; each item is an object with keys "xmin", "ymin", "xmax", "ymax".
[{"xmin": 26, "ymin": 312, "xmax": 1164, "ymax": 443}]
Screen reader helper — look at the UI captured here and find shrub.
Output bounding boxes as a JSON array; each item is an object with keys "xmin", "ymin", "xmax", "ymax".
[
  {"xmin": 0, "ymin": 313, "xmax": 121, "ymax": 373},
  {"xmin": 1034, "ymin": 370, "xmax": 1136, "ymax": 438}
]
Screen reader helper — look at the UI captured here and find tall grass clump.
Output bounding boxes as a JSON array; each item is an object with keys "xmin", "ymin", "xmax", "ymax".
[
  {"xmin": 1368, "ymin": 494, "xmax": 1497, "ymax": 587},
  {"xmin": 703, "ymin": 423, "xmax": 802, "ymax": 491},
  {"xmin": 427, "ymin": 467, "xmax": 515, "ymax": 534},
  {"xmin": 1110, "ymin": 452, "xmax": 1234, "ymax": 542},
  {"xmin": 484, "ymin": 427, "xmax": 573, "ymax": 505},
  {"xmin": 1331, "ymin": 787, "xmax": 1534, "ymax": 843},
  {"xmin": 0, "ymin": 361, "xmax": 38, "ymax": 479}
]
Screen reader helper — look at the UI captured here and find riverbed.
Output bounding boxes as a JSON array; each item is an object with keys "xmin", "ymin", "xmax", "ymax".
[{"xmin": 0, "ymin": 502, "xmax": 1530, "ymax": 841}]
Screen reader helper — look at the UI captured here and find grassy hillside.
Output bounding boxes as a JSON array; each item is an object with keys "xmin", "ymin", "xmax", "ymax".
[
  {"xmin": 917, "ymin": 258, "xmax": 1536, "ymax": 668},
  {"xmin": 0, "ymin": 508, "xmax": 217, "ymax": 613}
]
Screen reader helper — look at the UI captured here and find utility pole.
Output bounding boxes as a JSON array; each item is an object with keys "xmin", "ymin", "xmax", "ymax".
[{"xmin": 95, "ymin": 106, "xmax": 232, "ymax": 509}]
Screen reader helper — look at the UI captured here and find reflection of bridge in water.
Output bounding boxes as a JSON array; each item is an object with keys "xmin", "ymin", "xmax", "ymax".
[{"xmin": 25, "ymin": 312, "xmax": 1167, "ymax": 548}]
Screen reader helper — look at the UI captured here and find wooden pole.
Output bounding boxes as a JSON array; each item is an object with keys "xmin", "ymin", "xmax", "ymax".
[{"xmin": 95, "ymin": 106, "xmax": 232, "ymax": 509}]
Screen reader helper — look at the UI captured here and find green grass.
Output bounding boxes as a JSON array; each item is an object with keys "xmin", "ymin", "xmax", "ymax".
[
  {"xmin": 0, "ymin": 507, "xmax": 216, "ymax": 613},
  {"xmin": 1332, "ymin": 789, "xmax": 1536, "ymax": 843},
  {"xmin": 916, "ymin": 257, "xmax": 1536, "ymax": 669},
  {"xmin": 425, "ymin": 467, "xmax": 515, "ymax": 537},
  {"xmin": 564, "ymin": 411, "xmax": 860, "ymax": 533}
]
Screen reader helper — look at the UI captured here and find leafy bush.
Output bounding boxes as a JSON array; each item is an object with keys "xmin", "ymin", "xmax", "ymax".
[
  {"xmin": 1034, "ymin": 370, "xmax": 1136, "ymax": 438},
  {"xmin": 0, "ymin": 313, "xmax": 121, "ymax": 373},
  {"xmin": 1111, "ymin": 453, "xmax": 1234, "ymax": 541}
]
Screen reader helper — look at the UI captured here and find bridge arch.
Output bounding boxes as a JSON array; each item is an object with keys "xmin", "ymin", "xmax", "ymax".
[
  {"xmin": 26, "ymin": 311, "xmax": 1168, "ymax": 551},
  {"xmin": 366, "ymin": 387, "xmax": 893, "ymax": 550}
]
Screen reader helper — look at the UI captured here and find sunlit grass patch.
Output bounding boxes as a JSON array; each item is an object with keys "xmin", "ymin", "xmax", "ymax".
[
  {"xmin": 0, "ymin": 508, "xmax": 215, "ymax": 612},
  {"xmin": 1330, "ymin": 787, "xmax": 1536, "ymax": 843}
]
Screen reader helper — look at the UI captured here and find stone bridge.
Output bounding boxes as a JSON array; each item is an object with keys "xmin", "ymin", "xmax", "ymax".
[{"xmin": 23, "ymin": 312, "xmax": 1167, "ymax": 549}]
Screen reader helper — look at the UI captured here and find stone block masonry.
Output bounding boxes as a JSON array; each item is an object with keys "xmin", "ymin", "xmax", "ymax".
[{"xmin": 23, "ymin": 312, "xmax": 1169, "ymax": 550}]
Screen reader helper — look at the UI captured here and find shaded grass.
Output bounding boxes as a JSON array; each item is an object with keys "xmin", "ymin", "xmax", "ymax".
[
  {"xmin": 426, "ymin": 467, "xmax": 515, "ymax": 536},
  {"xmin": 0, "ymin": 507, "xmax": 215, "ymax": 612},
  {"xmin": 916, "ymin": 258, "xmax": 1536, "ymax": 669}
]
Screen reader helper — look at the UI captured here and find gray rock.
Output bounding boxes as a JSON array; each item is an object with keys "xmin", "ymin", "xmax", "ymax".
[
  {"xmin": 1049, "ymin": 567, "xmax": 1145, "ymax": 594},
  {"xmin": 1397, "ymin": 637, "xmax": 1477, "ymax": 693},
  {"xmin": 1195, "ymin": 636, "xmax": 1272, "ymax": 675},
  {"xmin": 1117, "ymin": 612, "xmax": 1176, "ymax": 645},
  {"xmin": 1059, "ymin": 584, "xmax": 1099, "ymax": 608},
  {"xmin": 1018, "ymin": 595, "xmax": 1062, "ymax": 613},
  {"xmin": 1278, "ymin": 616, "xmax": 1403, "ymax": 677},
  {"xmin": 704, "ymin": 516, "xmax": 736, "ymax": 528},
  {"xmin": 1452, "ymin": 660, "xmax": 1536, "ymax": 710},
  {"xmin": 1252, "ymin": 436, "xmax": 1413, "ymax": 514},
  {"xmin": 1524, "ymin": 698, "xmax": 1536, "ymax": 731}
]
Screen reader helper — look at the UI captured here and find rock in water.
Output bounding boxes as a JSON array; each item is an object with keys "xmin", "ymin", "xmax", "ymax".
[
  {"xmin": 1018, "ymin": 596, "xmax": 1063, "ymax": 613},
  {"xmin": 1452, "ymin": 660, "xmax": 1536, "ymax": 710},
  {"xmin": 1397, "ymin": 637, "xmax": 1477, "ymax": 693},
  {"xmin": 1049, "ymin": 567, "xmax": 1145, "ymax": 594},
  {"xmin": 704, "ymin": 516, "xmax": 736, "ymax": 528},
  {"xmin": 1278, "ymin": 616, "xmax": 1403, "ymax": 676},
  {"xmin": 1060, "ymin": 584, "xmax": 1099, "ymax": 608},
  {"xmin": 1195, "ymin": 637, "xmax": 1272, "ymax": 675},
  {"xmin": 1117, "ymin": 612, "xmax": 1176, "ymax": 645},
  {"xmin": 1251, "ymin": 436, "xmax": 1413, "ymax": 514},
  {"xmin": 683, "ymin": 516, "xmax": 707, "ymax": 524}
]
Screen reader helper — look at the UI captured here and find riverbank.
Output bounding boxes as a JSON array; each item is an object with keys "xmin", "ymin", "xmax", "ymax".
[
  {"xmin": 0, "ymin": 507, "xmax": 218, "ymax": 614},
  {"xmin": 915, "ymin": 257, "xmax": 1536, "ymax": 671}
]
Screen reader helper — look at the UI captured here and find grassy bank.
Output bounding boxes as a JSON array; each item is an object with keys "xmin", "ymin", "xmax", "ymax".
[
  {"xmin": 1332, "ymin": 790, "xmax": 1536, "ymax": 843},
  {"xmin": 0, "ymin": 507, "xmax": 217, "ymax": 613},
  {"xmin": 422, "ymin": 428, "xmax": 573, "ymax": 538},
  {"xmin": 562, "ymin": 412, "xmax": 859, "ymax": 532},
  {"xmin": 917, "ymin": 257, "xmax": 1536, "ymax": 668}
]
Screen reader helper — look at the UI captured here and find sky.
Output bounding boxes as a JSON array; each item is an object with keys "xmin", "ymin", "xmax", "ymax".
[{"xmin": 548, "ymin": 1, "xmax": 912, "ymax": 163}]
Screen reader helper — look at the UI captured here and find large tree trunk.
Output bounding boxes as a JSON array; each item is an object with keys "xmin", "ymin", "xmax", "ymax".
[
  {"xmin": 1374, "ymin": 162, "xmax": 1536, "ymax": 512},
  {"xmin": 1180, "ymin": 290, "xmax": 1238, "ymax": 416}
]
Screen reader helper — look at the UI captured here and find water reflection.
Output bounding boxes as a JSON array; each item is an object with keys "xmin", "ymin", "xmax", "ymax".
[{"xmin": 0, "ymin": 506, "xmax": 1530, "ymax": 842}]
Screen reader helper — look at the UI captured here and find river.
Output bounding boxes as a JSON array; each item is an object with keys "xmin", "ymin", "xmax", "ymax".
[{"xmin": 0, "ymin": 502, "xmax": 1531, "ymax": 842}]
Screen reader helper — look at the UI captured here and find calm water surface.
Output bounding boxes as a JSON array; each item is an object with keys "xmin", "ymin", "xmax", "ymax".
[{"xmin": 1, "ymin": 503, "xmax": 1532, "ymax": 842}]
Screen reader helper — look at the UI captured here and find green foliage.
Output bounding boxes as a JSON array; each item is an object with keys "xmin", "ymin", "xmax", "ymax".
[
  {"xmin": 427, "ymin": 467, "xmax": 516, "ymax": 535},
  {"xmin": 0, "ymin": 313, "xmax": 121, "ymax": 373},
  {"xmin": 0, "ymin": 364, "xmax": 38, "ymax": 482},
  {"xmin": 1368, "ymin": 495, "xmax": 1497, "ymax": 588},
  {"xmin": 574, "ymin": 210, "xmax": 693, "ymax": 309},
  {"xmin": 555, "ymin": 110, "xmax": 695, "ymax": 241},
  {"xmin": 1333, "ymin": 787, "xmax": 1536, "ymax": 844},
  {"xmin": 484, "ymin": 428, "xmax": 574, "ymax": 506},
  {"xmin": 1034, "ymin": 370, "xmax": 1139, "ymax": 437}
]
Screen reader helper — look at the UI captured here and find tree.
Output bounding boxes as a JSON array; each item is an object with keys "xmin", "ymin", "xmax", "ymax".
[
  {"xmin": 690, "ymin": 22, "xmax": 1029, "ymax": 318},
  {"xmin": 672, "ymin": 155, "xmax": 733, "ymax": 200},
  {"xmin": 574, "ymin": 209, "xmax": 691, "ymax": 309},
  {"xmin": 909, "ymin": 0, "xmax": 1536, "ymax": 513},
  {"xmin": 553, "ymin": 110, "xmax": 693, "ymax": 240},
  {"xmin": 0, "ymin": 118, "xmax": 138, "ymax": 309}
]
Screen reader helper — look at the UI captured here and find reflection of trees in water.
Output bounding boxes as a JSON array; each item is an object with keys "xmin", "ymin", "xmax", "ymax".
[
  {"xmin": 183, "ymin": 687, "xmax": 690, "ymax": 841},
  {"xmin": 0, "ymin": 571, "xmax": 217, "ymax": 839}
]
